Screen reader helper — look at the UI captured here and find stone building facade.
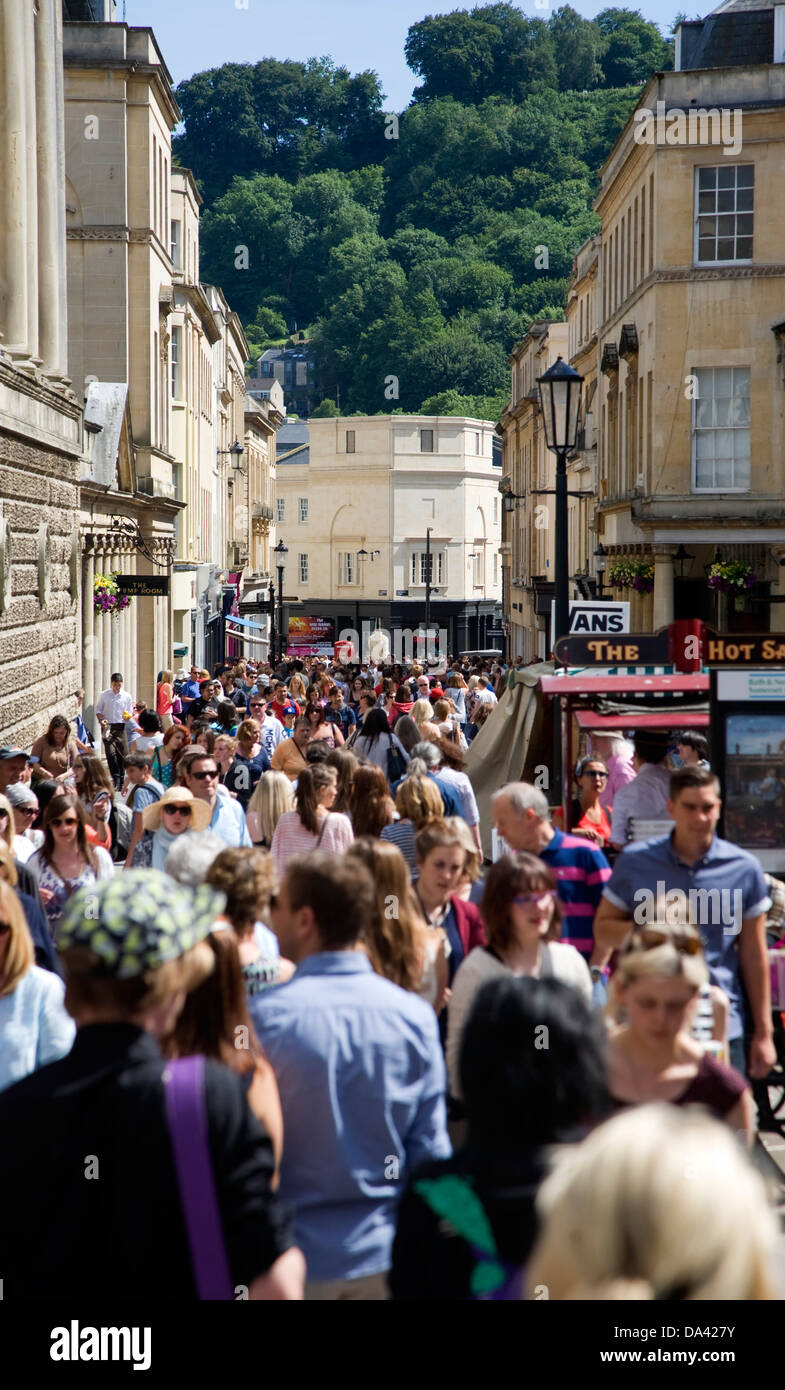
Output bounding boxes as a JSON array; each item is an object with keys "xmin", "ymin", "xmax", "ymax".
[
  {"xmin": 498, "ymin": 323, "xmax": 569, "ymax": 662},
  {"xmin": 0, "ymin": 0, "xmax": 83, "ymax": 746}
]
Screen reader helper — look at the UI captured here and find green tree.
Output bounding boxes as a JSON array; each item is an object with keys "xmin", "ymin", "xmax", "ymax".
[
  {"xmin": 595, "ymin": 9, "xmax": 673, "ymax": 86},
  {"xmin": 405, "ymin": 4, "xmax": 557, "ymax": 104},
  {"xmin": 310, "ymin": 397, "xmax": 341, "ymax": 417},
  {"xmin": 548, "ymin": 7, "xmax": 606, "ymax": 91}
]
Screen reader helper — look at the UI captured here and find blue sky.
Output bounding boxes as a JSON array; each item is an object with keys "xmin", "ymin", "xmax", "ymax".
[{"xmin": 123, "ymin": 0, "xmax": 686, "ymax": 108}]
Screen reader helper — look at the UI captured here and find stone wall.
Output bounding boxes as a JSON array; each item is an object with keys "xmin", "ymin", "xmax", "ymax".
[{"xmin": 0, "ymin": 374, "xmax": 82, "ymax": 748}]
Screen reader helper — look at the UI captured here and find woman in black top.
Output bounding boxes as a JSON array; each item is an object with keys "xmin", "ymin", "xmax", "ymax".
[{"xmin": 390, "ymin": 976, "xmax": 610, "ymax": 1300}]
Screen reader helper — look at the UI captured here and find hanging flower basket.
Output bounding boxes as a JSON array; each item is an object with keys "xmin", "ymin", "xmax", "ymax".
[
  {"xmin": 608, "ymin": 558, "xmax": 655, "ymax": 594},
  {"xmin": 93, "ymin": 572, "xmax": 132, "ymax": 616},
  {"xmin": 707, "ymin": 560, "xmax": 757, "ymax": 595}
]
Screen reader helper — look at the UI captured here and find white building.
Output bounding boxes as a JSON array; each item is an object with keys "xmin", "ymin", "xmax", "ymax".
[{"xmin": 274, "ymin": 415, "xmax": 503, "ymax": 662}]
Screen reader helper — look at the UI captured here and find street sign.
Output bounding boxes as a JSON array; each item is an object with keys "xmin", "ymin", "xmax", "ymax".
[
  {"xmin": 114, "ymin": 574, "xmax": 169, "ymax": 597},
  {"xmin": 703, "ymin": 632, "xmax": 785, "ymax": 665},
  {"xmin": 554, "ymin": 631, "xmax": 670, "ymax": 666}
]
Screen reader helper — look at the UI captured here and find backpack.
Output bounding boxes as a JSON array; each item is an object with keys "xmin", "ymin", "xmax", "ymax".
[
  {"xmin": 414, "ymin": 1174, "xmax": 525, "ymax": 1300},
  {"xmin": 386, "ymin": 733, "xmax": 407, "ymax": 784}
]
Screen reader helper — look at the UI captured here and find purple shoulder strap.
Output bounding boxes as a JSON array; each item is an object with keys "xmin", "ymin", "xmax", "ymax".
[{"xmin": 163, "ymin": 1055, "xmax": 234, "ymax": 1300}]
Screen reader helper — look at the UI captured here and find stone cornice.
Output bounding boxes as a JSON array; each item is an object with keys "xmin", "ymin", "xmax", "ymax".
[
  {"xmin": 0, "ymin": 358, "xmax": 80, "ymax": 413},
  {"xmin": 67, "ymin": 225, "xmax": 129, "ymax": 242}
]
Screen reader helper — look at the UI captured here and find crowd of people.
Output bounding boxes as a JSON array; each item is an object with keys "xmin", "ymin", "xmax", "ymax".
[{"xmin": 0, "ymin": 649, "xmax": 781, "ymax": 1301}]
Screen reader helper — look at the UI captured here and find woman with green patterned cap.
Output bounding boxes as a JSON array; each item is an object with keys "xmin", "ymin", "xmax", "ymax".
[{"xmin": 0, "ymin": 870, "xmax": 304, "ymax": 1301}]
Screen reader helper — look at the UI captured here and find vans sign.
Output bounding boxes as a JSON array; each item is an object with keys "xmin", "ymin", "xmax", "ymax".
[{"xmin": 551, "ymin": 600, "xmax": 630, "ymax": 643}]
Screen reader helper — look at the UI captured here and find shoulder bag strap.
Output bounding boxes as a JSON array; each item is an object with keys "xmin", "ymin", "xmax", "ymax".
[
  {"xmin": 163, "ymin": 1055, "xmax": 234, "ymax": 1300},
  {"xmin": 315, "ymin": 813, "xmax": 332, "ymax": 848}
]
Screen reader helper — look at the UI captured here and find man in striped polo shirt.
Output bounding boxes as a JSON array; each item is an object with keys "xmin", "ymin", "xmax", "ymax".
[{"xmin": 491, "ymin": 783, "xmax": 611, "ymax": 958}]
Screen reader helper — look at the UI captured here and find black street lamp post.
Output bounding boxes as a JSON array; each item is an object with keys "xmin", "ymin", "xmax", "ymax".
[
  {"xmin": 274, "ymin": 539, "xmax": 287, "ymax": 666},
  {"xmin": 537, "ymin": 355, "xmax": 584, "ymax": 806},
  {"xmin": 537, "ymin": 356, "xmax": 584, "ymax": 651}
]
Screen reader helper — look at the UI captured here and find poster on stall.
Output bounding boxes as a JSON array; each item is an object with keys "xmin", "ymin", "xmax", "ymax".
[{"xmin": 287, "ymin": 615, "xmax": 335, "ymax": 657}]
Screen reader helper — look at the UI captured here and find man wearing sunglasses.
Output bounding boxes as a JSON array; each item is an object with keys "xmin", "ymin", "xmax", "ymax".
[
  {"xmin": 247, "ymin": 696, "xmax": 285, "ymax": 761},
  {"xmin": 181, "ymin": 754, "xmax": 252, "ymax": 849}
]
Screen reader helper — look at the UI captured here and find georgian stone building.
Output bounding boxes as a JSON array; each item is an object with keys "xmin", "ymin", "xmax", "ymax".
[
  {"xmin": 590, "ymin": 0, "xmax": 785, "ymax": 634},
  {"xmin": 63, "ymin": 19, "xmax": 182, "ymax": 714},
  {"xmin": 0, "ymin": 0, "xmax": 83, "ymax": 745}
]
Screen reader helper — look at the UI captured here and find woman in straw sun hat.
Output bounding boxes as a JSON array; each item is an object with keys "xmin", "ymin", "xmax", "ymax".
[{"xmin": 142, "ymin": 787, "xmax": 212, "ymax": 873}]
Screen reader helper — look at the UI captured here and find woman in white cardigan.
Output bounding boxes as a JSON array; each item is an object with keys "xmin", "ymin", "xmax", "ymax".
[{"xmin": 447, "ymin": 852, "xmax": 591, "ymax": 1101}]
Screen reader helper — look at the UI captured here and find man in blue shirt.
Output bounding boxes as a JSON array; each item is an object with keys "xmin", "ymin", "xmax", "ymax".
[
  {"xmin": 592, "ymin": 765, "xmax": 774, "ymax": 1078},
  {"xmin": 251, "ymin": 852, "xmax": 450, "ymax": 1299},
  {"xmin": 179, "ymin": 665, "xmax": 203, "ymax": 717},
  {"xmin": 180, "ymin": 752, "xmax": 252, "ymax": 849}
]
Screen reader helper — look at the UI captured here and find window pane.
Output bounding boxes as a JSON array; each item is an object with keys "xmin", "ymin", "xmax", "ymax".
[
  {"xmin": 736, "ymin": 187, "xmax": 754, "ymax": 211},
  {"xmin": 735, "ymin": 237, "xmax": 753, "ymax": 259},
  {"xmin": 734, "ymin": 429, "xmax": 750, "ymax": 459},
  {"xmin": 737, "ymin": 165, "xmax": 754, "ymax": 187},
  {"xmin": 698, "ymin": 167, "xmax": 717, "ymax": 189},
  {"xmin": 716, "ymin": 239, "xmax": 735, "ymax": 260},
  {"xmin": 695, "ymin": 431, "xmax": 714, "ymax": 459},
  {"xmin": 697, "ymin": 236, "xmax": 716, "ymax": 261},
  {"xmin": 733, "ymin": 368, "xmax": 750, "ymax": 396},
  {"xmin": 736, "ymin": 214, "xmax": 753, "ymax": 237},
  {"xmin": 713, "ymin": 367, "xmax": 732, "ymax": 396},
  {"xmin": 714, "ymin": 429, "xmax": 734, "ymax": 459},
  {"xmin": 698, "ymin": 191, "xmax": 715, "ymax": 213},
  {"xmin": 713, "ymin": 398, "xmax": 730, "ymax": 427},
  {"xmin": 734, "ymin": 458, "xmax": 750, "ymax": 489},
  {"xmin": 695, "ymin": 397, "xmax": 714, "ymax": 428},
  {"xmin": 716, "ymin": 215, "xmax": 735, "ymax": 237},
  {"xmin": 715, "ymin": 458, "xmax": 734, "ymax": 487},
  {"xmin": 717, "ymin": 167, "xmax": 735, "ymax": 189},
  {"xmin": 717, "ymin": 190, "xmax": 735, "ymax": 212},
  {"xmin": 695, "ymin": 458, "xmax": 712, "ymax": 487}
]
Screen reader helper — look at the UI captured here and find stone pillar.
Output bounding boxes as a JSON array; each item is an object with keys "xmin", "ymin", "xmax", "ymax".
[
  {"xmin": 0, "ymin": 0, "xmax": 30, "ymax": 354},
  {"xmin": 23, "ymin": 0, "xmax": 39, "ymax": 363},
  {"xmin": 110, "ymin": 549, "xmax": 121, "ymax": 676},
  {"xmin": 93, "ymin": 546, "xmax": 105, "ymax": 700},
  {"xmin": 35, "ymin": 0, "xmax": 67, "ymax": 379},
  {"xmin": 652, "ymin": 547, "xmax": 675, "ymax": 631},
  {"xmin": 82, "ymin": 536, "xmax": 95, "ymax": 729}
]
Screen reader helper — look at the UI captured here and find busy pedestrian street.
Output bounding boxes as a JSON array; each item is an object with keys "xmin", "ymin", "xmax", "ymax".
[{"xmin": 1, "ymin": 0, "xmax": 785, "ymax": 1362}]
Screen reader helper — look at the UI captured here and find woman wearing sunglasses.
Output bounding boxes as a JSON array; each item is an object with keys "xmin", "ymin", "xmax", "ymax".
[
  {"xmin": 27, "ymin": 793, "xmax": 114, "ymax": 940},
  {"xmin": 554, "ymin": 756, "xmax": 612, "ymax": 849},
  {"xmin": 447, "ymin": 852, "xmax": 592, "ymax": 1102},
  {"xmin": 604, "ymin": 913, "xmax": 752, "ymax": 1141},
  {"xmin": 141, "ymin": 787, "xmax": 213, "ymax": 872}
]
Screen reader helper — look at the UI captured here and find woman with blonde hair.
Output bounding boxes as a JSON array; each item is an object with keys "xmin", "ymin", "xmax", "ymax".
[
  {"xmin": 411, "ymin": 698, "xmax": 438, "ymax": 734},
  {"xmin": 443, "ymin": 817, "xmax": 483, "ymax": 905},
  {"xmin": 246, "ymin": 771, "xmax": 295, "ymax": 849},
  {"xmin": 604, "ymin": 910, "xmax": 752, "ymax": 1140},
  {"xmin": 347, "ymin": 838, "xmax": 448, "ymax": 1012},
  {"xmin": 0, "ymin": 878, "xmax": 74, "ymax": 1090},
  {"xmin": 380, "ymin": 773, "xmax": 444, "ymax": 873},
  {"xmin": 526, "ymin": 1103, "xmax": 778, "ymax": 1301},
  {"xmin": 287, "ymin": 672, "xmax": 308, "ymax": 708}
]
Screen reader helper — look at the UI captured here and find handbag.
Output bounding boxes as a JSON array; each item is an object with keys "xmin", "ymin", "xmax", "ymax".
[
  {"xmin": 386, "ymin": 732, "xmax": 407, "ymax": 784},
  {"xmin": 163, "ymin": 1055, "xmax": 234, "ymax": 1300}
]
